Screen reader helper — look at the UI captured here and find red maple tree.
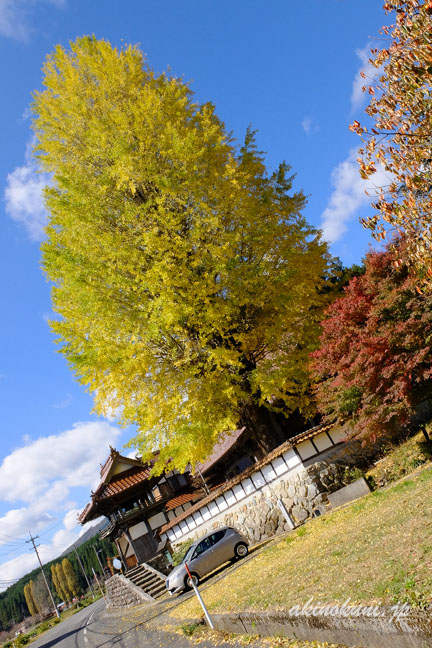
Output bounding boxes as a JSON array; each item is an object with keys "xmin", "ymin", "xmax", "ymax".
[{"xmin": 311, "ymin": 239, "xmax": 432, "ymax": 440}]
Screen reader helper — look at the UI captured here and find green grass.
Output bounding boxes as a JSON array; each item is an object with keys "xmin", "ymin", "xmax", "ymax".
[
  {"xmin": 366, "ymin": 429, "xmax": 432, "ymax": 487},
  {"xmin": 171, "ymin": 466, "xmax": 432, "ymax": 617}
]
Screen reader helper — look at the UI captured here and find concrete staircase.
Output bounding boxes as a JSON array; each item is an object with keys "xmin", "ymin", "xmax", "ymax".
[{"xmin": 125, "ymin": 563, "xmax": 167, "ymax": 600}]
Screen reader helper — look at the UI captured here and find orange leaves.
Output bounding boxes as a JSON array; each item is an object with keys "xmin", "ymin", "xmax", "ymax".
[
  {"xmin": 406, "ymin": 192, "xmax": 416, "ymax": 209},
  {"xmin": 350, "ymin": 1, "xmax": 432, "ymax": 271},
  {"xmin": 359, "ymin": 161, "xmax": 377, "ymax": 179},
  {"xmin": 374, "ymin": 230, "xmax": 387, "ymax": 241},
  {"xmin": 349, "ymin": 120, "xmax": 364, "ymax": 134}
]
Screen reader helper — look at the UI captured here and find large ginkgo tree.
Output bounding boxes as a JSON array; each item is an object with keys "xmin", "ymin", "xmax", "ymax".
[{"xmin": 33, "ymin": 37, "xmax": 332, "ymax": 470}]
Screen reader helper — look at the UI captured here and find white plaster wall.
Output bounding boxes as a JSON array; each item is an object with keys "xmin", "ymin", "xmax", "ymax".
[
  {"xmin": 118, "ymin": 535, "xmax": 134, "ymax": 558},
  {"xmin": 296, "ymin": 439, "xmax": 316, "ymax": 460},
  {"xmin": 112, "ymin": 460, "xmax": 135, "ymax": 475},
  {"xmin": 328, "ymin": 427, "xmax": 346, "ymax": 444},
  {"xmin": 164, "ymin": 451, "xmax": 305, "ymax": 545},
  {"xmin": 129, "ymin": 521, "xmax": 148, "ymax": 539},
  {"xmin": 314, "ymin": 432, "xmax": 333, "ymax": 453},
  {"xmin": 148, "ymin": 511, "xmax": 167, "ymax": 530}
]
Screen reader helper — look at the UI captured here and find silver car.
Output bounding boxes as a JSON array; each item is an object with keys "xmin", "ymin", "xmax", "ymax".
[{"xmin": 166, "ymin": 526, "xmax": 248, "ymax": 594}]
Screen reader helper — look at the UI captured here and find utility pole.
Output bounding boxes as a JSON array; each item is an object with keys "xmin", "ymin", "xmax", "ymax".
[
  {"xmin": 73, "ymin": 544, "xmax": 95, "ymax": 598},
  {"xmin": 26, "ymin": 532, "xmax": 60, "ymax": 619},
  {"xmin": 93, "ymin": 547, "xmax": 105, "ymax": 576},
  {"xmin": 91, "ymin": 568, "xmax": 106, "ymax": 603}
]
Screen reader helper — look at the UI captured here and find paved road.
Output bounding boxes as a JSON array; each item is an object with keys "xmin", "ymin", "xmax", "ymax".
[
  {"xmin": 27, "ymin": 548, "xmax": 280, "ymax": 648},
  {"xmin": 28, "ymin": 597, "xmax": 261, "ymax": 648}
]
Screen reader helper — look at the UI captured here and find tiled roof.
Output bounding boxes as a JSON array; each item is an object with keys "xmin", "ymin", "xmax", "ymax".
[
  {"xmin": 98, "ymin": 446, "xmax": 145, "ymax": 481},
  {"xmin": 79, "ymin": 456, "xmax": 154, "ymax": 524},
  {"xmin": 165, "ymin": 490, "xmax": 200, "ymax": 511},
  {"xmin": 97, "ymin": 465, "xmax": 152, "ymax": 499},
  {"xmin": 288, "ymin": 422, "xmax": 334, "ymax": 446},
  {"xmin": 196, "ymin": 427, "xmax": 246, "ymax": 474},
  {"xmin": 160, "ymin": 422, "xmax": 334, "ymax": 534}
]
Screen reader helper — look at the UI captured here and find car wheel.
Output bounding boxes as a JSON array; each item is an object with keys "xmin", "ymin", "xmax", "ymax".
[
  {"xmin": 184, "ymin": 572, "xmax": 199, "ymax": 589},
  {"xmin": 234, "ymin": 542, "xmax": 248, "ymax": 559}
]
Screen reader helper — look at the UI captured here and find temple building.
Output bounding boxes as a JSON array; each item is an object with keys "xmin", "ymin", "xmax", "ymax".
[
  {"xmin": 78, "ymin": 426, "xmax": 260, "ymax": 569},
  {"xmin": 78, "ymin": 417, "xmax": 346, "ymax": 572}
]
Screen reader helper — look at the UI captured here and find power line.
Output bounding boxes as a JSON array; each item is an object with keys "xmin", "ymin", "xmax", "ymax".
[
  {"xmin": 0, "ymin": 541, "xmax": 28, "ymax": 550},
  {"xmin": 0, "ymin": 537, "xmax": 28, "ymax": 546},
  {"xmin": 36, "ymin": 519, "xmax": 64, "ymax": 538},
  {"xmin": 0, "ymin": 532, "xmax": 28, "ymax": 541},
  {"xmin": 26, "ymin": 531, "xmax": 60, "ymax": 619},
  {"xmin": 0, "ymin": 546, "xmax": 28, "ymax": 559}
]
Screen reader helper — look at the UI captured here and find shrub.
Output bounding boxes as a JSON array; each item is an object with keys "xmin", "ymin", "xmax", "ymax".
[{"xmin": 171, "ymin": 539, "xmax": 194, "ymax": 567}]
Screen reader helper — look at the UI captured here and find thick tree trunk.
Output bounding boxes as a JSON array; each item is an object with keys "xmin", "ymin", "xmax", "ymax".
[{"xmin": 240, "ymin": 404, "xmax": 288, "ymax": 458}]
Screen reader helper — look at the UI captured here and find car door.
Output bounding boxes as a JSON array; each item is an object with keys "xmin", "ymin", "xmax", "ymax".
[
  {"xmin": 200, "ymin": 529, "xmax": 229, "ymax": 574},
  {"xmin": 209, "ymin": 529, "xmax": 233, "ymax": 565},
  {"xmin": 188, "ymin": 536, "xmax": 213, "ymax": 577}
]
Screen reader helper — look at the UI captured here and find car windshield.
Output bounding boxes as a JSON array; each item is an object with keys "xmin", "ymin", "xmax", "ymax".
[{"xmin": 182, "ymin": 545, "xmax": 196, "ymax": 563}]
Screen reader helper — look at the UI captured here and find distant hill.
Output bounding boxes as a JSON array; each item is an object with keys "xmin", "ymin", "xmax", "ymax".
[{"xmin": 60, "ymin": 518, "xmax": 108, "ymax": 556}]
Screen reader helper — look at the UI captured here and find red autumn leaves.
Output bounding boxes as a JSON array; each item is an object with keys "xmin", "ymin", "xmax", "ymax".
[{"xmin": 311, "ymin": 240, "xmax": 432, "ymax": 440}]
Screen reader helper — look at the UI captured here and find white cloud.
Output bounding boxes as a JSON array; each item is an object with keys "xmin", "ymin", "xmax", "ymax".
[
  {"xmin": 4, "ymin": 137, "xmax": 51, "ymax": 240},
  {"xmin": 50, "ymin": 509, "xmax": 83, "ymax": 548},
  {"xmin": 0, "ymin": 0, "xmax": 65, "ymax": 40},
  {"xmin": 320, "ymin": 148, "xmax": 391, "ymax": 243},
  {"xmin": 0, "ymin": 508, "xmax": 54, "ymax": 545},
  {"xmin": 0, "ymin": 420, "xmax": 121, "ymax": 589},
  {"xmin": 0, "ymin": 0, "xmax": 26, "ymax": 39},
  {"xmin": 301, "ymin": 116, "xmax": 319, "ymax": 136},
  {"xmin": 351, "ymin": 43, "xmax": 380, "ymax": 111},
  {"xmin": 0, "ymin": 421, "xmax": 121, "ymax": 504},
  {"xmin": 0, "ymin": 551, "xmax": 43, "ymax": 587}
]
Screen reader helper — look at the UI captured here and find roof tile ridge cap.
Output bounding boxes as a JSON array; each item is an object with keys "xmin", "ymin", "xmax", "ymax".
[
  {"xmin": 99, "ymin": 445, "xmax": 119, "ymax": 476},
  {"xmin": 288, "ymin": 421, "xmax": 336, "ymax": 445}
]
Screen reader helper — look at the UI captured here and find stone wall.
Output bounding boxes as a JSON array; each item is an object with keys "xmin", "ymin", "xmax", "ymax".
[
  {"xmin": 210, "ymin": 608, "xmax": 432, "ymax": 648},
  {"xmin": 172, "ymin": 461, "xmax": 346, "ymax": 548},
  {"xmin": 105, "ymin": 574, "xmax": 153, "ymax": 609},
  {"xmin": 146, "ymin": 553, "xmax": 172, "ymax": 576}
]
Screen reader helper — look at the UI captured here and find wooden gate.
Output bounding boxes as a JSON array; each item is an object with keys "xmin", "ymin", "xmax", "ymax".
[{"xmin": 133, "ymin": 532, "xmax": 159, "ymax": 563}]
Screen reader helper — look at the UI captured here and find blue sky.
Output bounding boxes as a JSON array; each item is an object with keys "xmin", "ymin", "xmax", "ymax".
[{"xmin": 0, "ymin": 0, "xmax": 388, "ymax": 588}]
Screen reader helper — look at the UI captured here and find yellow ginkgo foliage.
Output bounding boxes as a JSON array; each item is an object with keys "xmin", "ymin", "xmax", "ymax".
[{"xmin": 33, "ymin": 36, "xmax": 333, "ymax": 471}]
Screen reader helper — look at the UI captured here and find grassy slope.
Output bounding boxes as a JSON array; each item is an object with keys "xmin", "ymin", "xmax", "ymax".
[
  {"xmin": 366, "ymin": 430, "xmax": 432, "ymax": 487},
  {"xmin": 172, "ymin": 467, "xmax": 432, "ymax": 618}
]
